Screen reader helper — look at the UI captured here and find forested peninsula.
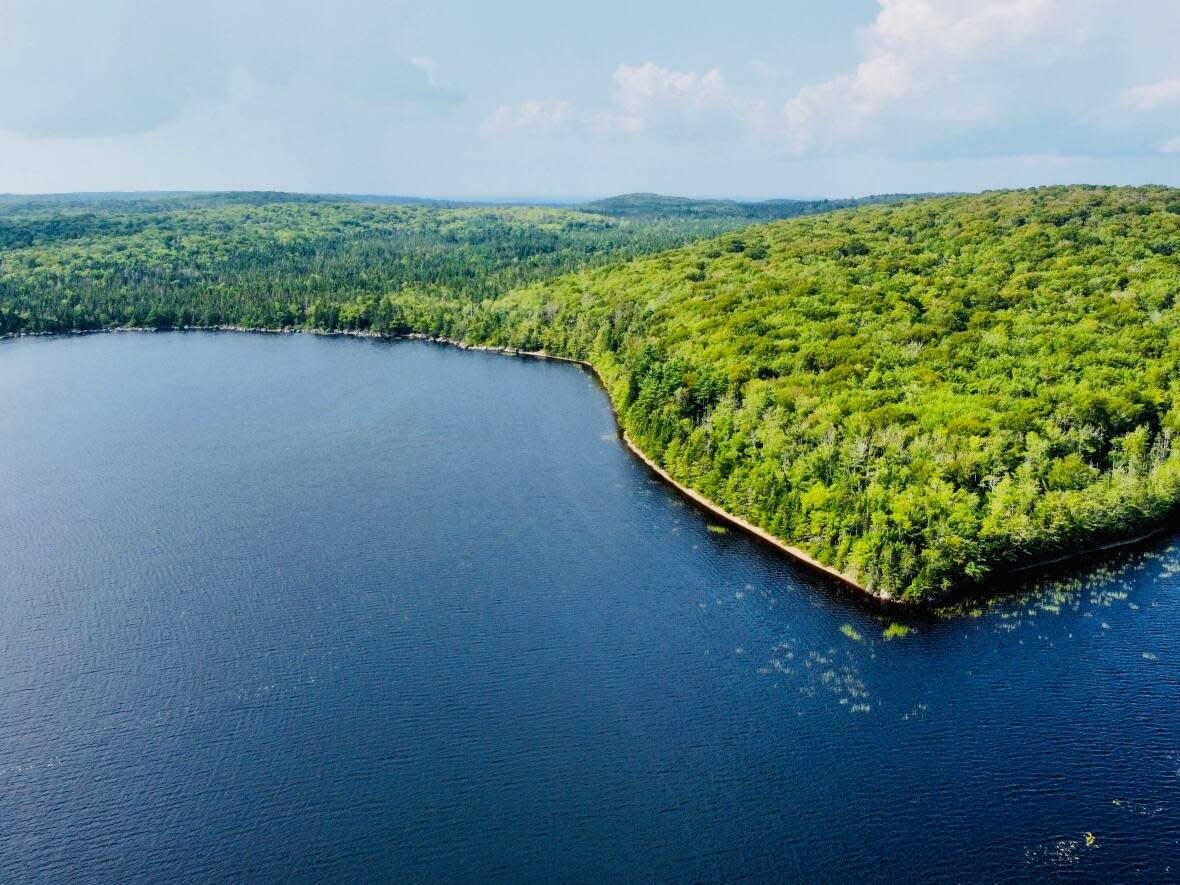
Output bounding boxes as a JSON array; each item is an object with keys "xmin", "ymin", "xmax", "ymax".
[{"xmin": 3, "ymin": 185, "xmax": 1178, "ymax": 601}]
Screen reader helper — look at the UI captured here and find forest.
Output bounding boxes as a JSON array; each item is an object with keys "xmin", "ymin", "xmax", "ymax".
[
  {"xmin": 2, "ymin": 185, "xmax": 1178, "ymax": 600},
  {"xmin": 0, "ymin": 192, "xmax": 896, "ymax": 335},
  {"xmin": 578, "ymin": 192, "xmax": 915, "ymax": 220},
  {"xmin": 457, "ymin": 186, "xmax": 1180, "ymax": 599}
]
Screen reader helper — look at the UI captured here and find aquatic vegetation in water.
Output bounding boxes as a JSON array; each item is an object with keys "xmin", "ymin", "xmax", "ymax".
[
  {"xmin": 840, "ymin": 624, "xmax": 863, "ymax": 642},
  {"xmin": 882, "ymin": 623, "xmax": 911, "ymax": 640},
  {"xmin": 1112, "ymin": 796, "xmax": 1168, "ymax": 818},
  {"xmin": 1024, "ymin": 831, "xmax": 1099, "ymax": 869},
  {"xmin": 1165, "ymin": 750, "xmax": 1180, "ymax": 778},
  {"xmin": 930, "ymin": 542, "xmax": 1180, "ymax": 631},
  {"xmin": 761, "ymin": 637, "xmax": 872, "ymax": 713},
  {"xmin": 705, "ymin": 524, "xmax": 729, "ymax": 535},
  {"xmin": 1024, "ymin": 838, "xmax": 1084, "ymax": 868}
]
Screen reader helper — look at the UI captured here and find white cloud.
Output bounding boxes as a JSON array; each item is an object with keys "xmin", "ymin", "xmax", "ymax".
[
  {"xmin": 483, "ymin": 100, "xmax": 572, "ymax": 133},
  {"xmin": 594, "ymin": 63, "xmax": 768, "ymax": 136},
  {"xmin": 484, "ymin": 63, "xmax": 769, "ymax": 141},
  {"xmin": 479, "ymin": 3, "xmax": 1180, "ymax": 167},
  {"xmin": 782, "ymin": 0, "xmax": 1100, "ymax": 153},
  {"xmin": 1122, "ymin": 78, "xmax": 1180, "ymax": 112}
]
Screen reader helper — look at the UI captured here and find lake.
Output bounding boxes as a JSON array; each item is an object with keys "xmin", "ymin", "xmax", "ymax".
[{"xmin": 1, "ymin": 332, "xmax": 1178, "ymax": 882}]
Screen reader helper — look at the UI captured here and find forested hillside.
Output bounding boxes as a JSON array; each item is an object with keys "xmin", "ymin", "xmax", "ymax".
[
  {"xmin": 3, "ymin": 186, "xmax": 1178, "ymax": 600},
  {"xmin": 452, "ymin": 186, "xmax": 1180, "ymax": 599},
  {"xmin": 579, "ymin": 192, "xmax": 912, "ymax": 220},
  {"xmin": 2, "ymin": 192, "xmax": 837, "ymax": 335},
  {"xmin": 0, "ymin": 190, "xmax": 916, "ymax": 337}
]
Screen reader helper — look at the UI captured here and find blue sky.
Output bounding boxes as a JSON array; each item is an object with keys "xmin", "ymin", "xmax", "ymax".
[{"xmin": 1, "ymin": 0, "xmax": 1178, "ymax": 197}]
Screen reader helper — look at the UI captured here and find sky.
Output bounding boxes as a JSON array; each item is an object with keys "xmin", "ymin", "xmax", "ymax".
[{"xmin": 0, "ymin": 0, "xmax": 1178, "ymax": 198}]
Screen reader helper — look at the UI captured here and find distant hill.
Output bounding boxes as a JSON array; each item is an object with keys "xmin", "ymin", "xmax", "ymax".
[
  {"xmin": 0, "ymin": 190, "xmax": 921, "ymax": 218},
  {"xmin": 0, "ymin": 191, "xmax": 461, "ymax": 217},
  {"xmin": 578, "ymin": 192, "xmax": 919, "ymax": 221},
  {"xmin": 0, "ymin": 192, "xmax": 805, "ymax": 319}
]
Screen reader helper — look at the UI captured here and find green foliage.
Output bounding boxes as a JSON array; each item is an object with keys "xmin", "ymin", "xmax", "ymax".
[
  {"xmin": 840, "ymin": 624, "xmax": 863, "ymax": 641},
  {"xmin": 4, "ymin": 185, "xmax": 1179, "ymax": 602},
  {"xmin": 0, "ymin": 194, "xmax": 776, "ymax": 336},
  {"xmin": 579, "ymin": 192, "xmax": 916, "ymax": 221},
  {"xmin": 451, "ymin": 185, "xmax": 1180, "ymax": 601}
]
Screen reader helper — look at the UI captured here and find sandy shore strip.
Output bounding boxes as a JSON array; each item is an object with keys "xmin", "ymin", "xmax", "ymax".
[{"xmin": 410, "ymin": 335, "xmax": 879, "ymax": 599}]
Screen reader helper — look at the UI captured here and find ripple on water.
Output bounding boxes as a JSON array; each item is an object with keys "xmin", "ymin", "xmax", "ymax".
[{"xmin": 2, "ymin": 333, "xmax": 1180, "ymax": 883}]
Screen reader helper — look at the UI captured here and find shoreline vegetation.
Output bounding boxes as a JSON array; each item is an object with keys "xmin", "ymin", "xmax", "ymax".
[
  {"xmin": 10, "ymin": 324, "xmax": 862, "ymax": 593},
  {"xmin": 3, "ymin": 186, "xmax": 1179, "ymax": 601},
  {"xmin": 5, "ymin": 323, "xmax": 1175, "ymax": 605},
  {"xmin": 0, "ymin": 324, "xmax": 878, "ymax": 595},
  {"xmin": 420, "ymin": 334, "xmax": 877, "ymax": 596}
]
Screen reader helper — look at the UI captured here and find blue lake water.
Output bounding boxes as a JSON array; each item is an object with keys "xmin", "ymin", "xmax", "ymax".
[{"xmin": 1, "ymin": 332, "xmax": 1178, "ymax": 882}]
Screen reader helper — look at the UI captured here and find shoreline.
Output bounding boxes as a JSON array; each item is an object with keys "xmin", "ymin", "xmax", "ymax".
[
  {"xmin": 5, "ymin": 324, "xmax": 1174, "ymax": 605},
  {"xmin": 1, "ymin": 323, "xmax": 880, "ymax": 598},
  {"xmin": 426, "ymin": 334, "xmax": 1178, "ymax": 603},
  {"xmin": 1008, "ymin": 524, "xmax": 1173, "ymax": 574},
  {"xmin": 415, "ymin": 335, "xmax": 879, "ymax": 598}
]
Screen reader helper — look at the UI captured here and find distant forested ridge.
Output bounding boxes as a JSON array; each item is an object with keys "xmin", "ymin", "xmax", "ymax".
[
  {"xmin": 3, "ymin": 186, "xmax": 1178, "ymax": 600},
  {"xmin": 0, "ymin": 191, "xmax": 895, "ymax": 335},
  {"xmin": 578, "ymin": 192, "xmax": 917, "ymax": 220}
]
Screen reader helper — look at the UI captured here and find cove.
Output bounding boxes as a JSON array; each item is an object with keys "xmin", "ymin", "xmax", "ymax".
[{"xmin": 1, "ymin": 332, "xmax": 1179, "ymax": 882}]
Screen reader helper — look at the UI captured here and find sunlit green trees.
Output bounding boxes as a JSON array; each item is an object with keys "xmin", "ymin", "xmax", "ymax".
[
  {"xmin": 453, "ymin": 186, "xmax": 1180, "ymax": 600},
  {"xmin": 3, "ymin": 186, "xmax": 1178, "ymax": 600}
]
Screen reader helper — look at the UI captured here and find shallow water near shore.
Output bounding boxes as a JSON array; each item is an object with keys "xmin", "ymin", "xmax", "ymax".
[{"xmin": 1, "ymin": 332, "xmax": 1178, "ymax": 882}]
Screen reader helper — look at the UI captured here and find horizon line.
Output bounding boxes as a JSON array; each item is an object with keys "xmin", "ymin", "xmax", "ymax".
[{"xmin": 0, "ymin": 187, "xmax": 949, "ymax": 204}]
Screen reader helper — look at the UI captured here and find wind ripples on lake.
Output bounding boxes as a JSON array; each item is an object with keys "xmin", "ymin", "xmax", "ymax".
[{"xmin": 0, "ymin": 332, "xmax": 1177, "ymax": 882}]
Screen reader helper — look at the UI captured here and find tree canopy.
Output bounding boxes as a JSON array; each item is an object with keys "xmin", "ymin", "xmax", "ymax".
[
  {"xmin": 453, "ymin": 186, "xmax": 1180, "ymax": 600},
  {"xmin": 3, "ymin": 185, "xmax": 1177, "ymax": 600}
]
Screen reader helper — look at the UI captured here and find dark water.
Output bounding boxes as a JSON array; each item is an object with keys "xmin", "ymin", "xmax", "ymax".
[{"xmin": 1, "ymin": 333, "xmax": 1178, "ymax": 883}]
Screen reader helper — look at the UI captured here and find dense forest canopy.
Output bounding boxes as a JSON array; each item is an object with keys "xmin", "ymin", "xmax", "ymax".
[
  {"xmin": 0, "ymin": 191, "xmax": 898, "ymax": 335},
  {"xmin": 2, "ymin": 185, "xmax": 1177, "ymax": 600},
  {"xmin": 456, "ymin": 186, "xmax": 1180, "ymax": 599},
  {"xmin": 577, "ymin": 192, "xmax": 917, "ymax": 221}
]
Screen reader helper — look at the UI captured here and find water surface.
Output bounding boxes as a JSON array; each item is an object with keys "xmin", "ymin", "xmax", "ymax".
[{"xmin": 1, "ymin": 333, "xmax": 1178, "ymax": 882}]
